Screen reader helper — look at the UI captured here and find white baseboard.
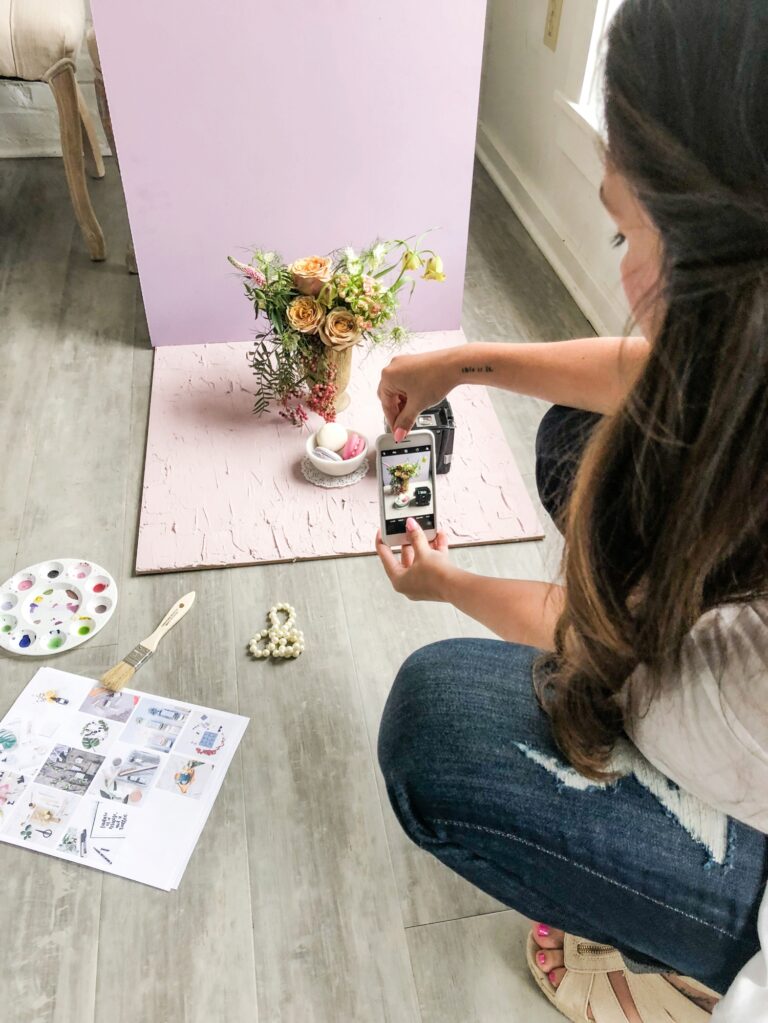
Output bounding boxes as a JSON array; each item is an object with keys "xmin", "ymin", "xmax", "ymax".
[
  {"xmin": 476, "ymin": 122, "xmax": 628, "ymax": 337},
  {"xmin": 0, "ymin": 80, "xmax": 110, "ymax": 159}
]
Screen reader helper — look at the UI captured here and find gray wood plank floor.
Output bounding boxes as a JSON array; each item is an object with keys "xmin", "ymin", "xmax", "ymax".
[{"xmin": 0, "ymin": 156, "xmax": 593, "ymax": 1023}]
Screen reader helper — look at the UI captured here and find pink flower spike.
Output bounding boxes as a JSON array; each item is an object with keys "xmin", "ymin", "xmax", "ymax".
[{"xmin": 227, "ymin": 256, "xmax": 266, "ymax": 287}]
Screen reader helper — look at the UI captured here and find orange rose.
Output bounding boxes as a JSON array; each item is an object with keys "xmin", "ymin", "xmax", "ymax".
[
  {"xmin": 286, "ymin": 296, "xmax": 325, "ymax": 334},
  {"xmin": 289, "ymin": 255, "xmax": 333, "ymax": 296},
  {"xmin": 318, "ymin": 307, "xmax": 362, "ymax": 351}
]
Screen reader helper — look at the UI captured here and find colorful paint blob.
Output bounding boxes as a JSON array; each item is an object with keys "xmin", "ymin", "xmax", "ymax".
[
  {"xmin": 78, "ymin": 626, "xmax": 91, "ymax": 636},
  {"xmin": 66, "ymin": 590, "xmax": 78, "ymax": 600},
  {"xmin": 94, "ymin": 604, "xmax": 107, "ymax": 614},
  {"xmin": 1, "ymin": 601, "xmax": 12, "ymax": 611},
  {"xmin": 0, "ymin": 729, "xmax": 17, "ymax": 751},
  {"xmin": 17, "ymin": 580, "xmax": 32, "ymax": 592},
  {"xmin": 47, "ymin": 570, "xmax": 60, "ymax": 579},
  {"xmin": 19, "ymin": 635, "xmax": 32, "ymax": 649},
  {"xmin": 1, "ymin": 625, "xmax": 11, "ymax": 634},
  {"xmin": 48, "ymin": 636, "xmax": 64, "ymax": 650},
  {"xmin": 93, "ymin": 583, "xmax": 107, "ymax": 594}
]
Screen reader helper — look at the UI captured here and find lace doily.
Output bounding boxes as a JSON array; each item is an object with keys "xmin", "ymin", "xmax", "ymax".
[{"xmin": 301, "ymin": 457, "xmax": 370, "ymax": 488}]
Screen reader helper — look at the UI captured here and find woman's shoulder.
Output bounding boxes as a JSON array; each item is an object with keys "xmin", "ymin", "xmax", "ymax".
[{"xmin": 679, "ymin": 599, "xmax": 768, "ymax": 748}]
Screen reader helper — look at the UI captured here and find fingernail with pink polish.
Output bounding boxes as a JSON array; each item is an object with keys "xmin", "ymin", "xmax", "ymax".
[
  {"xmin": 548, "ymin": 970, "xmax": 558, "ymax": 984},
  {"xmin": 537, "ymin": 925, "xmax": 550, "ymax": 938},
  {"xmin": 394, "ymin": 428, "xmax": 407, "ymax": 442},
  {"xmin": 537, "ymin": 952, "xmax": 547, "ymax": 966}
]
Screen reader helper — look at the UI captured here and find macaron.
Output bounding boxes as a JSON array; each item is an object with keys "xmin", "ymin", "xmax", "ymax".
[
  {"xmin": 341, "ymin": 432, "xmax": 366, "ymax": 460},
  {"xmin": 316, "ymin": 423, "xmax": 348, "ymax": 452},
  {"xmin": 313, "ymin": 446, "xmax": 343, "ymax": 462}
]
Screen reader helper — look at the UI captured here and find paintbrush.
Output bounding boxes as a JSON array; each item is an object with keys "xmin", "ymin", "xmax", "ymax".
[{"xmin": 100, "ymin": 592, "xmax": 196, "ymax": 692}]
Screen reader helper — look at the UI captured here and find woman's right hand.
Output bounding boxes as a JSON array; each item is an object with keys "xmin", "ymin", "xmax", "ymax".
[{"xmin": 378, "ymin": 349, "xmax": 458, "ymax": 440}]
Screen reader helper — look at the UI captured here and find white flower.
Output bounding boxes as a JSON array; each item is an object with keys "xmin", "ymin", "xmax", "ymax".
[
  {"xmin": 344, "ymin": 246, "xmax": 357, "ymax": 263},
  {"xmin": 371, "ymin": 243, "xmax": 387, "ymax": 267}
]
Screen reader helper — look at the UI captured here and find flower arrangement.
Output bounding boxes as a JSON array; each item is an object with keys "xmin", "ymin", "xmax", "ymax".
[
  {"xmin": 228, "ymin": 238, "xmax": 445, "ymax": 427},
  {"xmin": 386, "ymin": 457, "xmax": 427, "ymax": 495}
]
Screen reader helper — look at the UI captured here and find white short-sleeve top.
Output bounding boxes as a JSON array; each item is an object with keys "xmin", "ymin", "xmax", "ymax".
[{"xmin": 624, "ymin": 600, "xmax": 768, "ymax": 1020}]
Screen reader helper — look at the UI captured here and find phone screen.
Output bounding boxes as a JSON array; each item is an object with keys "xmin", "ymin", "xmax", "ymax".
[{"xmin": 379, "ymin": 443, "xmax": 436, "ymax": 536}]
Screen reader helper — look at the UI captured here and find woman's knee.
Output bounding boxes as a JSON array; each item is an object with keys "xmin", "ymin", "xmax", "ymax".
[
  {"xmin": 378, "ymin": 638, "xmax": 552, "ymax": 847},
  {"xmin": 535, "ymin": 404, "xmax": 602, "ymax": 526},
  {"xmin": 377, "ymin": 639, "xmax": 463, "ymax": 782},
  {"xmin": 377, "ymin": 638, "xmax": 543, "ymax": 828}
]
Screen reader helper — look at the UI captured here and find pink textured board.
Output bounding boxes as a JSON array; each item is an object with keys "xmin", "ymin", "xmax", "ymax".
[
  {"xmin": 90, "ymin": 1, "xmax": 487, "ymax": 346},
  {"xmin": 136, "ymin": 331, "xmax": 543, "ymax": 574}
]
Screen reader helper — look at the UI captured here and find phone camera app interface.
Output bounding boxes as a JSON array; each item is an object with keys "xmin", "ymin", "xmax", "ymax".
[{"xmin": 380, "ymin": 445, "xmax": 435, "ymax": 535}]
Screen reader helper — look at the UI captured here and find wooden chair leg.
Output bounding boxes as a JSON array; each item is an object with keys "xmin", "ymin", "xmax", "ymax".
[
  {"xmin": 77, "ymin": 82, "xmax": 105, "ymax": 180},
  {"xmin": 92, "ymin": 63, "xmax": 138, "ymax": 273},
  {"xmin": 47, "ymin": 62, "xmax": 106, "ymax": 261}
]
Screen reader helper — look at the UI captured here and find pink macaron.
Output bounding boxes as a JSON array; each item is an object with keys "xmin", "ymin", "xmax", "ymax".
[{"xmin": 341, "ymin": 432, "xmax": 366, "ymax": 460}]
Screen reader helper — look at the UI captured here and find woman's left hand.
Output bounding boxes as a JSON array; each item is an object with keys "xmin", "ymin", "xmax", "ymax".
[{"xmin": 375, "ymin": 517, "xmax": 453, "ymax": 602}]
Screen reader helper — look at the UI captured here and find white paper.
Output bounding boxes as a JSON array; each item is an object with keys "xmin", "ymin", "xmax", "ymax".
[{"xmin": 0, "ymin": 668, "xmax": 249, "ymax": 891}]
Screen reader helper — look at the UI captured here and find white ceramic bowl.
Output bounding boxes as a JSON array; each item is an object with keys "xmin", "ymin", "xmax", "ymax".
[{"xmin": 305, "ymin": 429, "xmax": 369, "ymax": 477}]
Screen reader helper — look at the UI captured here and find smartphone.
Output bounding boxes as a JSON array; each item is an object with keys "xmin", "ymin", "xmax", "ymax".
[{"xmin": 376, "ymin": 430, "xmax": 438, "ymax": 546}]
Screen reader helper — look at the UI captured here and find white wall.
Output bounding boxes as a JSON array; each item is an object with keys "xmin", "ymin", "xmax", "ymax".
[
  {"xmin": 0, "ymin": 4, "xmax": 108, "ymax": 158},
  {"xmin": 477, "ymin": 0, "xmax": 630, "ymax": 336}
]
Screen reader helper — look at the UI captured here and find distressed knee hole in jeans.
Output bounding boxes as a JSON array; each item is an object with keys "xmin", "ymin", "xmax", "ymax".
[{"xmin": 514, "ymin": 738, "xmax": 730, "ymax": 866}]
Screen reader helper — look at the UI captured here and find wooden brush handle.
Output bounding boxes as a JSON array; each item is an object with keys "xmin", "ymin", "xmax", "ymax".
[{"xmin": 141, "ymin": 592, "xmax": 196, "ymax": 652}]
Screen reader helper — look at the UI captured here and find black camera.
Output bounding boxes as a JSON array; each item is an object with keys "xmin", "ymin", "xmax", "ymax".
[
  {"xmin": 411, "ymin": 486, "xmax": 432, "ymax": 507},
  {"xmin": 415, "ymin": 398, "xmax": 455, "ymax": 475}
]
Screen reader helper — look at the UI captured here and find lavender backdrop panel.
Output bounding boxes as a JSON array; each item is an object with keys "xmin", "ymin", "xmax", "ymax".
[
  {"xmin": 136, "ymin": 330, "xmax": 543, "ymax": 573},
  {"xmin": 90, "ymin": 1, "xmax": 486, "ymax": 347}
]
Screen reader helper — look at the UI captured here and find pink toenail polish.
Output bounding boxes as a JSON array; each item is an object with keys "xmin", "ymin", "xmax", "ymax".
[
  {"xmin": 549, "ymin": 970, "xmax": 558, "ymax": 984},
  {"xmin": 537, "ymin": 952, "xmax": 547, "ymax": 966},
  {"xmin": 537, "ymin": 925, "xmax": 550, "ymax": 937}
]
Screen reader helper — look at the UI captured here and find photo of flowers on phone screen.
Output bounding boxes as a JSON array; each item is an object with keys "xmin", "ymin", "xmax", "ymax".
[{"xmin": 380, "ymin": 445, "xmax": 435, "ymax": 535}]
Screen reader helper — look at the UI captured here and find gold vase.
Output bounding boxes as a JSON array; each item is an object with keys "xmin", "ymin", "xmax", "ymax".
[{"xmin": 326, "ymin": 345, "xmax": 355, "ymax": 412}]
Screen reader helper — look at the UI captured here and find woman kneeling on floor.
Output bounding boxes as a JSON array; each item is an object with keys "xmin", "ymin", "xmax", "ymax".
[{"xmin": 374, "ymin": 1, "xmax": 768, "ymax": 1020}]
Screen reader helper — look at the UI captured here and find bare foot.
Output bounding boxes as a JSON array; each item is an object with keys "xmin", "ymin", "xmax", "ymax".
[{"xmin": 529, "ymin": 922, "xmax": 718, "ymax": 1021}]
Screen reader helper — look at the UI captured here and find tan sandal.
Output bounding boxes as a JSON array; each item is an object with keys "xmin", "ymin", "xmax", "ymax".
[{"xmin": 526, "ymin": 932, "xmax": 718, "ymax": 1022}]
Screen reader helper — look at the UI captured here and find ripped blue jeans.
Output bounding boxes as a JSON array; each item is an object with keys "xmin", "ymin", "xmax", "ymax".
[{"xmin": 377, "ymin": 407, "xmax": 767, "ymax": 994}]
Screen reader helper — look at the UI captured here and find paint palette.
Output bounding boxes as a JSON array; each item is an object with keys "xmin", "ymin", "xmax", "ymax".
[{"xmin": 0, "ymin": 559, "xmax": 118, "ymax": 657}]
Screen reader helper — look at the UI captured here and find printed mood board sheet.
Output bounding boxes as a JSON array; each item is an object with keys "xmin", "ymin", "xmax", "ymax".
[{"xmin": 0, "ymin": 668, "xmax": 248, "ymax": 890}]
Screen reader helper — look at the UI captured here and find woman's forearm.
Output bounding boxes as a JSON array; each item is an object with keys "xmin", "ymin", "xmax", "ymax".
[
  {"xmin": 447, "ymin": 337, "xmax": 649, "ymax": 415},
  {"xmin": 439, "ymin": 566, "xmax": 564, "ymax": 651}
]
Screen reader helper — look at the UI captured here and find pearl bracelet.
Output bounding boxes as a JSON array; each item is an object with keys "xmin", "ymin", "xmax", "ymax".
[{"xmin": 249, "ymin": 603, "xmax": 305, "ymax": 660}]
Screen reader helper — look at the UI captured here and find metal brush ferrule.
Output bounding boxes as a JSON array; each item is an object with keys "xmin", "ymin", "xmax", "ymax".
[{"xmin": 124, "ymin": 644, "xmax": 154, "ymax": 671}]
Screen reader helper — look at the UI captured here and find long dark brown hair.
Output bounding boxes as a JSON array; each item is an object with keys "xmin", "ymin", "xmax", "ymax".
[{"xmin": 548, "ymin": 0, "xmax": 768, "ymax": 778}]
